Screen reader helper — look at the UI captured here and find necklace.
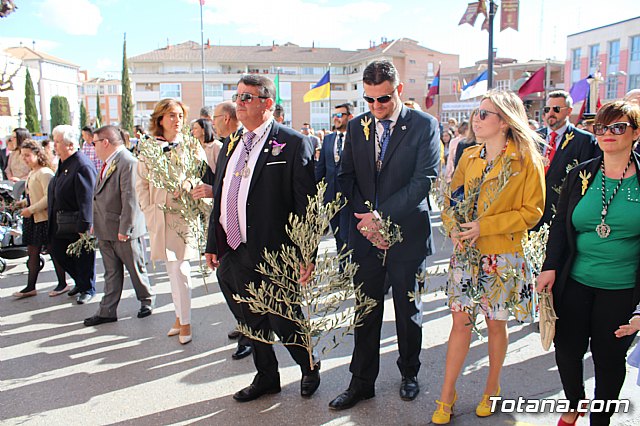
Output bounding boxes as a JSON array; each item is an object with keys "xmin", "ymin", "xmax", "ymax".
[
  {"xmin": 596, "ymin": 155, "xmax": 633, "ymax": 238},
  {"xmin": 234, "ymin": 122, "xmax": 272, "ymax": 178}
]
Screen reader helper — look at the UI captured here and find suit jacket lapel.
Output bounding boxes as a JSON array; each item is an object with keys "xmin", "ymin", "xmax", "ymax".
[
  {"xmin": 96, "ymin": 149, "xmax": 123, "ymax": 194},
  {"xmin": 214, "ymin": 128, "xmax": 243, "ymax": 197},
  {"xmin": 380, "ymin": 106, "xmax": 410, "ymax": 171},
  {"xmin": 363, "ymin": 112, "xmax": 376, "ymax": 173},
  {"xmin": 249, "ymin": 121, "xmax": 278, "ymax": 195}
]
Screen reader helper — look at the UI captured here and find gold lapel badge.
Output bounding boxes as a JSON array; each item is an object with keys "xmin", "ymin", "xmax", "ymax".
[
  {"xmin": 361, "ymin": 116, "xmax": 372, "ymax": 141},
  {"xmin": 579, "ymin": 170, "xmax": 591, "ymax": 195},
  {"xmin": 561, "ymin": 131, "xmax": 574, "ymax": 150},
  {"xmin": 227, "ymin": 131, "xmax": 240, "ymax": 156}
]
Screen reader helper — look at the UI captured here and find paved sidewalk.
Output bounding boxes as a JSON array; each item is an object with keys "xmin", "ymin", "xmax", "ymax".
[{"xmin": 1, "ymin": 218, "xmax": 639, "ymax": 425}]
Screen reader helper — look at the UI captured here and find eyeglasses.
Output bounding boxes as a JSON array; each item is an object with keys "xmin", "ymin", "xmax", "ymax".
[
  {"xmin": 212, "ymin": 115, "xmax": 223, "ymax": 119},
  {"xmin": 90, "ymin": 138, "xmax": 108, "ymax": 146},
  {"xmin": 477, "ymin": 109, "xmax": 500, "ymax": 121},
  {"xmin": 363, "ymin": 90, "xmax": 396, "ymax": 104},
  {"xmin": 543, "ymin": 106, "xmax": 568, "ymax": 114},
  {"xmin": 593, "ymin": 122, "xmax": 633, "ymax": 136},
  {"xmin": 332, "ymin": 113, "xmax": 349, "ymax": 118},
  {"xmin": 231, "ymin": 93, "xmax": 269, "ymax": 103}
]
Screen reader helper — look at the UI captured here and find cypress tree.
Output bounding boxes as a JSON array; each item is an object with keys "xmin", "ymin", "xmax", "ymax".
[
  {"xmin": 50, "ymin": 95, "xmax": 70, "ymax": 129},
  {"xmin": 95, "ymin": 92, "xmax": 102, "ymax": 127},
  {"xmin": 79, "ymin": 100, "xmax": 87, "ymax": 129},
  {"xmin": 24, "ymin": 68, "xmax": 39, "ymax": 133},
  {"xmin": 120, "ymin": 34, "xmax": 134, "ymax": 133}
]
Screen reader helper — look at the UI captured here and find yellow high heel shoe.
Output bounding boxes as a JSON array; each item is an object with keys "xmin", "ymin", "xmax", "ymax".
[
  {"xmin": 476, "ymin": 385, "xmax": 501, "ymax": 417},
  {"xmin": 431, "ymin": 391, "xmax": 457, "ymax": 425}
]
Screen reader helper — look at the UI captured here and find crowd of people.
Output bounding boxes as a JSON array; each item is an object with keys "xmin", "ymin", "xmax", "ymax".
[{"xmin": 2, "ymin": 60, "xmax": 640, "ymax": 425}]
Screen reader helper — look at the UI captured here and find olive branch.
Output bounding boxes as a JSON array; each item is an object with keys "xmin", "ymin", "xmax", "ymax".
[
  {"xmin": 66, "ymin": 232, "xmax": 98, "ymax": 257},
  {"xmin": 361, "ymin": 201, "xmax": 403, "ymax": 266},
  {"xmin": 233, "ymin": 181, "xmax": 377, "ymax": 370}
]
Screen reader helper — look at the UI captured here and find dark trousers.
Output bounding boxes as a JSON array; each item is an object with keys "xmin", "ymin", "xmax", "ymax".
[
  {"xmin": 50, "ymin": 236, "xmax": 96, "ymax": 294},
  {"xmin": 349, "ymin": 252, "xmax": 424, "ymax": 391},
  {"xmin": 330, "ymin": 206, "xmax": 351, "ymax": 254},
  {"xmin": 217, "ymin": 244, "xmax": 312, "ymax": 386},
  {"xmin": 554, "ymin": 278, "xmax": 637, "ymax": 426},
  {"xmin": 215, "ymin": 252, "xmax": 250, "ymax": 347}
]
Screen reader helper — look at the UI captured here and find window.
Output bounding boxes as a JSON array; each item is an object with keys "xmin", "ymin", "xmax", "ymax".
[
  {"xmin": 631, "ymin": 36, "xmax": 640, "ymax": 62},
  {"xmin": 589, "ymin": 44, "xmax": 600, "ymax": 69},
  {"xmin": 409, "ymin": 78, "xmax": 416, "ymax": 84},
  {"xmin": 409, "ymin": 59, "xmax": 416, "ymax": 65},
  {"xmin": 159, "ymin": 83, "xmax": 181, "ymax": 99},
  {"xmin": 496, "ymin": 80, "xmax": 511, "ymax": 90},
  {"xmin": 606, "ymin": 76, "xmax": 618, "ymax": 99},
  {"xmin": 352, "ymin": 83, "xmax": 358, "ymax": 91},
  {"xmin": 572, "ymin": 48, "xmax": 581, "ymax": 70},
  {"xmin": 223, "ymin": 83, "xmax": 236, "ymax": 91},
  {"xmin": 629, "ymin": 74, "xmax": 640, "ymax": 91},
  {"xmin": 109, "ymin": 96, "xmax": 118, "ymax": 118},
  {"xmin": 609, "ymin": 40, "xmax": 620, "ymax": 65},
  {"xmin": 427, "ymin": 62, "xmax": 434, "ymax": 77},
  {"xmin": 204, "ymin": 83, "xmax": 223, "ymax": 98}
]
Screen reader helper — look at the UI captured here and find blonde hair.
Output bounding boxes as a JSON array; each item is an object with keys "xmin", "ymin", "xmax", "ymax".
[
  {"xmin": 149, "ymin": 99, "xmax": 189, "ymax": 137},
  {"xmin": 481, "ymin": 90, "xmax": 544, "ymax": 162}
]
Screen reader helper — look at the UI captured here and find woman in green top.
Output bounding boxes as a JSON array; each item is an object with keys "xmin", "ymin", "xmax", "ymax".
[{"xmin": 537, "ymin": 100, "xmax": 640, "ymax": 426}]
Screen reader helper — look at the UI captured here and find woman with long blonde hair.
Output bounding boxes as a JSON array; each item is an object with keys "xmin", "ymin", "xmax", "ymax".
[{"xmin": 432, "ymin": 90, "xmax": 545, "ymax": 424}]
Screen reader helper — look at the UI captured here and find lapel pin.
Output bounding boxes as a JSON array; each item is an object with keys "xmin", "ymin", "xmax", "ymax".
[{"xmin": 401, "ymin": 125, "xmax": 407, "ymax": 130}]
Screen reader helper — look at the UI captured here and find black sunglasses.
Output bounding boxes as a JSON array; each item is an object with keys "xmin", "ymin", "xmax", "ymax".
[
  {"xmin": 232, "ymin": 93, "xmax": 269, "ymax": 103},
  {"xmin": 543, "ymin": 106, "xmax": 568, "ymax": 114},
  {"xmin": 477, "ymin": 109, "xmax": 500, "ymax": 121},
  {"xmin": 363, "ymin": 90, "xmax": 395, "ymax": 104},
  {"xmin": 593, "ymin": 122, "xmax": 633, "ymax": 136},
  {"xmin": 332, "ymin": 113, "xmax": 349, "ymax": 118},
  {"xmin": 91, "ymin": 138, "xmax": 108, "ymax": 146}
]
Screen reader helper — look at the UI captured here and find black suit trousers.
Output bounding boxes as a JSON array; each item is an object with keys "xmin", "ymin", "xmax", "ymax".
[
  {"xmin": 217, "ymin": 244, "xmax": 312, "ymax": 385},
  {"xmin": 50, "ymin": 236, "xmax": 96, "ymax": 294},
  {"xmin": 349, "ymin": 251, "xmax": 424, "ymax": 390}
]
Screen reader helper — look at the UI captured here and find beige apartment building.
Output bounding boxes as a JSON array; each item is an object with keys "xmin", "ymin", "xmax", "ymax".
[
  {"xmin": 78, "ymin": 72, "xmax": 122, "ymax": 127},
  {"xmin": 439, "ymin": 58, "xmax": 565, "ymax": 125},
  {"xmin": 128, "ymin": 38, "xmax": 459, "ymax": 131}
]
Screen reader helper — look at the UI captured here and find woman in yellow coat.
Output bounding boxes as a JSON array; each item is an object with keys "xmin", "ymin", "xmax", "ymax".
[
  {"xmin": 136, "ymin": 99, "xmax": 199, "ymax": 344},
  {"xmin": 432, "ymin": 90, "xmax": 546, "ymax": 424}
]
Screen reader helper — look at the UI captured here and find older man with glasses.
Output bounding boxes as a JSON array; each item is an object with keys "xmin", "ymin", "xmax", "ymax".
[{"xmin": 534, "ymin": 90, "xmax": 600, "ymax": 230}]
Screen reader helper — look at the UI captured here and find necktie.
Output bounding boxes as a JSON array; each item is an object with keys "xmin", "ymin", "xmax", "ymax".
[
  {"xmin": 545, "ymin": 131, "xmax": 558, "ymax": 174},
  {"xmin": 336, "ymin": 133, "xmax": 343, "ymax": 163},
  {"xmin": 379, "ymin": 120, "xmax": 392, "ymax": 165},
  {"xmin": 226, "ymin": 131, "xmax": 256, "ymax": 250},
  {"xmin": 99, "ymin": 162, "xmax": 107, "ymax": 181}
]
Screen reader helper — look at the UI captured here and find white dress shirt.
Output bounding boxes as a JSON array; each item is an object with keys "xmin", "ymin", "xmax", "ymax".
[
  {"xmin": 220, "ymin": 118, "xmax": 273, "ymax": 244},
  {"xmin": 543, "ymin": 121, "xmax": 568, "ymax": 155},
  {"xmin": 100, "ymin": 145, "xmax": 125, "ymax": 181}
]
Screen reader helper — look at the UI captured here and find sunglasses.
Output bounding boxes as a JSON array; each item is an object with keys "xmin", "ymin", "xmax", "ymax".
[
  {"xmin": 90, "ymin": 138, "xmax": 108, "ymax": 146},
  {"xmin": 332, "ymin": 113, "xmax": 349, "ymax": 118},
  {"xmin": 593, "ymin": 122, "xmax": 633, "ymax": 136},
  {"xmin": 363, "ymin": 90, "xmax": 396, "ymax": 104},
  {"xmin": 543, "ymin": 106, "xmax": 568, "ymax": 114},
  {"xmin": 477, "ymin": 109, "xmax": 500, "ymax": 120},
  {"xmin": 232, "ymin": 93, "xmax": 269, "ymax": 103}
]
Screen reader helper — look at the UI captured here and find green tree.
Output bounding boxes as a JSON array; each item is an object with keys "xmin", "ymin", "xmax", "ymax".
[
  {"xmin": 50, "ymin": 95, "xmax": 70, "ymax": 129},
  {"xmin": 120, "ymin": 34, "xmax": 134, "ymax": 133},
  {"xmin": 95, "ymin": 92, "xmax": 102, "ymax": 127},
  {"xmin": 79, "ymin": 100, "xmax": 87, "ymax": 129},
  {"xmin": 24, "ymin": 68, "xmax": 39, "ymax": 133}
]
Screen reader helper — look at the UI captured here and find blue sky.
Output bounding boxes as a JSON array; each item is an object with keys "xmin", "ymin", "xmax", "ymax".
[{"xmin": 1, "ymin": 0, "xmax": 640, "ymax": 77}]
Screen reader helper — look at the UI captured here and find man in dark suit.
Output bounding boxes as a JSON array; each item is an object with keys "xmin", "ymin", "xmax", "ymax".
[
  {"xmin": 84, "ymin": 125, "xmax": 154, "ymax": 326},
  {"xmin": 534, "ymin": 90, "xmax": 599, "ymax": 229},
  {"xmin": 315, "ymin": 103, "xmax": 354, "ymax": 253},
  {"xmin": 49, "ymin": 125, "xmax": 97, "ymax": 304},
  {"xmin": 329, "ymin": 60, "xmax": 440, "ymax": 410},
  {"xmin": 205, "ymin": 74, "xmax": 320, "ymax": 402}
]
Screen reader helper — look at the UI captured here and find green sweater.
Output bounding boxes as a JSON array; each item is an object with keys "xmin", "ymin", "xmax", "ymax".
[{"xmin": 571, "ymin": 170, "xmax": 640, "ymax": 290}]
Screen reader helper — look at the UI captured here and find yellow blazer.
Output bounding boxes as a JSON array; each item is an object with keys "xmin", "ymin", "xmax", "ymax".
[
  {"xmin": 445, "ymin": 141, "xmax": 545, "ymax": 255},
  {"xmin": 25, "ymin": 167, "xmax": 55, "ymax": 223}
]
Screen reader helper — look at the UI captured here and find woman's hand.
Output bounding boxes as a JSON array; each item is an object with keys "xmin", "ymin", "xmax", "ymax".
[
  {"xmin": 536, "ymin": 270, "xmax": 556, "ymax": 293},
  {"xmin": 458, "ymin": 221, "xmax": 480, "ymax": 245},
  {"xmin": 615, "ymin": 316, "xmax": 640, "ymax": 338},
  {"xmin": 20, "ymin": 208, "xmax": 32, "ymax": 218}
]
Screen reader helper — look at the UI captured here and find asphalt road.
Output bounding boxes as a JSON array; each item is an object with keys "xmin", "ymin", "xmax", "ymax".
[{"xmin": 1, "ymin": 211, "xmax": 639, "ymax": 426}]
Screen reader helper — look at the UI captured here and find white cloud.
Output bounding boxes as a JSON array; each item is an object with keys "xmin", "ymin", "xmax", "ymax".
[
  {"xmin": 39, "ymin": 0, "xmax": 103, "ymax": 36},
  {"xmin": 95, "ymin": 57, "xmax": 113, "ymax": 70},
  {"xmin": 202, "ymin": 0, "xmax": 391, "ymax": 49}
]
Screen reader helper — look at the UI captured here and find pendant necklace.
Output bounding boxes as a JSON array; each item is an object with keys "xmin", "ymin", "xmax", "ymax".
[
  {"xmin": 235, "ymin": 123, "xmax": 272, "ymax": 178},
  {"xmin": 596, "ymin": 155, "xmax": 633, "ymax": 238}
]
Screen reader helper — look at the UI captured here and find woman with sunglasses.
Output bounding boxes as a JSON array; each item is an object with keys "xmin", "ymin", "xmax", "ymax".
[
  {"xmin": 432, "ymin": 90, "xmax": 545, "ymax": 424},
  {"xmin": 136, "ymin": 98, "xmax": 197, "ymax": 344},
  {"xmin": 537, "ymin": 100, "xmax": 640, "ymax": 426}
]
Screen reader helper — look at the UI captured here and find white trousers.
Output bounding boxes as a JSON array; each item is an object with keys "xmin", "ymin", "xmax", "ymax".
[{"xmin": 165, "ymin": 260, "xmax": 192, "ymax": 325}]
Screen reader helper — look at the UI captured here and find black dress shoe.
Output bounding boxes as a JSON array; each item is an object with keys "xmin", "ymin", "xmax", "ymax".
[
  {"xmin": 68, "ymin": 287, "xmax": 80, "ymax": 297},
  {"xmin": 232, "ymin": 344, "xmax": 252, "ymax": 360},
  {"xmin": 137, "ymin": 306, "xmax": 153, "ymax": 318},
  {"xmin": 399, "ymin": 376, "xmax": 420, "ymax": 401},
  {"xmin": 76, "ymin": 292, "xmax": 94, "ymax": 305},
  {"xmin": 233, "ymin": 383, "xmax": 281, "ymax": 402},
  {"xmin": 84, "ymin": 315, "xmax": 117, "ymax": 326},
  {"xmin": 228, "ymin": 328, "xmax": 241, "ymax": 339},
  {"xmin": 301, "ymin": 361, "xmax": 321, "ymax": 397},
  {"xmin": 328, "ymin": 387, "xmax": 375, "ymax": 410}
]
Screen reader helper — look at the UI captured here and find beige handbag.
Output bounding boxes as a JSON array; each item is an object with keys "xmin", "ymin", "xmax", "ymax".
[{"xmin": 539, "ymin": 290, "xmax": 558, "ymax": 351}]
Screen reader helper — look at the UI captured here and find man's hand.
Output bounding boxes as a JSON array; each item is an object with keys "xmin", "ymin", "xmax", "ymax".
[
  {"xmin": 299, "ymin": 262, "xmax": 315, "ymax": 285},
  {"xmin": 205, "ymin": 253, "xmax": 219, "ymax": 270},
  {"xmin": 117, "ymin": 233, "xmax": 130, "ymax": 242},
  {"xmin": 355, "ymin": 212, "xmax": 388, "ymax": 247},
  {"xmin": 191, "ymin": 184, "xmax": 213, "ymax": 200}
]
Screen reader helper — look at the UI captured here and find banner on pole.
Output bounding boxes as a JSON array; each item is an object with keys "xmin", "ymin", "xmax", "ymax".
[
  {"xmin": 459, "ymin": 2, "xmax": 480, "ymax": 26},
  {"xmin": 500, "ymin": 0, "xmax": 519, "ymax": 31}
]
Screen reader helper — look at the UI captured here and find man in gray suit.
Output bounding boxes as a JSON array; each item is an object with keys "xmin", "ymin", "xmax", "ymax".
[{"xmin": 84, "ymin": 125, "xmax": 154, "ymax": 327}]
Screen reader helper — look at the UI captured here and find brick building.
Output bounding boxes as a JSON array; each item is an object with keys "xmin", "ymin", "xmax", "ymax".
[{"xmin": 78, "ymin": 72, "xmax": 122, "ymax": 127}]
